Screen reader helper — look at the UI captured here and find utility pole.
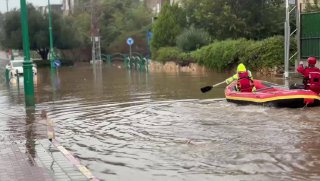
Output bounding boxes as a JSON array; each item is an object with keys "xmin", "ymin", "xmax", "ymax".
[
  {"xmin": 91, "ymin": 0, "xmax": 95, "ymax": 63},
  {"xmin": 284, "ymin": 0, "xmax": 290, "ymax": 79},
  {"xmin": 48, "ymin": 0, "xmax": 55, "ymax": 69},
  {"xmin": 295, "ymin": 0, "xmax": 301, "ymax": 71},
  {"xmin": 20, "ymin": 0, "xmax": 35, "ymax": 107},
  {"xmin": 6, "ymin": 0, "xmax": 9, "ymax": 12},
  {"xmin": 91, "ymin": 0, "xmax": 101, "ymax": 64},
  {"xmin": 284, "ymin": 0, "xmax": 299, "ymax": 79}
]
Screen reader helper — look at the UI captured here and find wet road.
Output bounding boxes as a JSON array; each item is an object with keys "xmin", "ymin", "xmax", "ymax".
[{"xmin": 1, "ymin": 62, "xmax": 320, "ymax": 181}]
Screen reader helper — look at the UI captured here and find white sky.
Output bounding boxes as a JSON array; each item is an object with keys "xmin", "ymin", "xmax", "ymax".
[{"xmin": 0, "ymin": 0, "xmax": 62, "ymax": 13}]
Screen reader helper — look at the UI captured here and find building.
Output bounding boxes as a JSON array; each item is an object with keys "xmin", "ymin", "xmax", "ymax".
[
  {"xmin": 62, "ymin": 0, "xmax": 92, "ymax": 15},
  {"xmin": 37, "ymin": 4, "xmax": 63, "ymax": 15},
  {"xmin": 299, "ymin": 0, "xmax": 320, "ymax": 11},
  {"xmin": 144, "ymin": 0, "xmax": 181, "ymax": 15},
  {"xmin": 62, "ymin": 0, "xmax": 75, "ymax": 15}
]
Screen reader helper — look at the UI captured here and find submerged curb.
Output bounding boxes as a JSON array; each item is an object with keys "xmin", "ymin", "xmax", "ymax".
[{"xmin": 45, "ymin": 111, "xmax": 99, "ymax": 181}]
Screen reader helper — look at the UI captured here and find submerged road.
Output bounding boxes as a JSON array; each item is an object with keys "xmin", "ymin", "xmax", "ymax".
[{"xmin": 0, "ymin": 62, "xmax": 319, "ymax": 181}]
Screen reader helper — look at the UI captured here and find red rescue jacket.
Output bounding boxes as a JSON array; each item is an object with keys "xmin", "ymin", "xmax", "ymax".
[
  {"xmin": 297, "ymin": 65, "xmax": 320, "ymax": 90},
  {"xmin": 237, "ymin": 71, "xmax": 254, "ymax": 92},
  {"xmin": 308, "ymin": 72, "xmax": 320, "ymax": 93}
]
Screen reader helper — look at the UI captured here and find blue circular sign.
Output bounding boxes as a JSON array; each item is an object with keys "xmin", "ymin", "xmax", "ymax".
[
  {"xmin": 127, "ymin": 37, "xmax": 134, "ymax": 46},
  {"xmin": 54, "ymin": 59, "xmax": 61, "ymax": 68}
]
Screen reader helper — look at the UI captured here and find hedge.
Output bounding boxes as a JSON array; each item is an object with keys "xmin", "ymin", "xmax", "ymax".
[{"xmin": 154, "ymin": 36, "xmax": 297, "ymax": 71}]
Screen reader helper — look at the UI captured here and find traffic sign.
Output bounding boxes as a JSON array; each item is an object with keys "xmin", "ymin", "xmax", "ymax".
[
  {"xmin": 54, "ymin": 59, "xmax": 61, "ymax": 68},
  {"xmin": 127, "ymin": 37, "xmax": 134, "ymax": 46}
]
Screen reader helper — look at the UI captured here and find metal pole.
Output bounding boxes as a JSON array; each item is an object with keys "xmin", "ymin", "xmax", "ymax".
[
  {"xmin": 296, "ymin": 0, "xmax": 301, "ymax": 71},
  {"xmin": 48, "ymin": 0, "xmax": 55, "ymax": 69},
  {"xmin": 284, "ymin": 0, "xmax": 290, "ymax": 79},
  {"xmin": 6, "ymin": 0, "xmax": 9, "ymax": 12},
  {"xmin": 20, "ymin": 0, "xmax": 35, "ymax": 107},
  {"xmin": 91, "ymin": 0, "xmax": 95, "ymax": 64}
]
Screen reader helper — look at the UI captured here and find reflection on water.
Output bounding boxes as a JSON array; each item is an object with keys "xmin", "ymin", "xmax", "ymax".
[
  {"xmin": 25, "ymin": 108, "xmax": 36, "ymax": 161},
  {"xmin": 0, "ymin": 63, "xmax": 320, "ymax": 181}
]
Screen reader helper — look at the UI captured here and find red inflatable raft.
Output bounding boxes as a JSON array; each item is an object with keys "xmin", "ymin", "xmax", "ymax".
[{"xmin": 225, "ymin": 80, "xmax": 320, "ymax": 107}]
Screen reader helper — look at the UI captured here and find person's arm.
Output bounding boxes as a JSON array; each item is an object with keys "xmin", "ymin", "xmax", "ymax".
[
  {"xmin": 248, "ymin": 70, "xmax": 254, "ymax": 80},
  {"xmin": 297, "ymin": 61, "xmax": 305, "ymax": 75},
  {"xmin": 225, "ymin": 74, "xmax": 238, "ymax": 84}
]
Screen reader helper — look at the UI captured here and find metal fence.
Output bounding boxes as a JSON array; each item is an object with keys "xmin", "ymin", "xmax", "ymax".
[{"xmin": 301, "ymin": 10, "xmax": 320, "ymax": 58}]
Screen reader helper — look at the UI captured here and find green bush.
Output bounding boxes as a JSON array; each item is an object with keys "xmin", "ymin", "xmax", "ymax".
[
  {"xmin": 240, "ymin": 36, "xmax": 284, "ymax": 69},
  {"xmin": 240, "ymin": 36, "xmax": 296, "ymax": 70},
  {"xmin": 153, "ymin": 36, "xmax": 295, "ymax": 71},
  {"xmin": 155, "ymin": 47, "xmax": 195, "ymax": 64},
  {"xmin": 176, "ymin": 26, "xmax": 211, "ymax": 52},
  {"xmin": 190, "ymin": 36, "xmax": 296, "ymax": 71},
  {"xmin": 155, "ymin": 47, "xmax": 182, "ymax": 63},
  {"xmin": 191, "ymin": 39, "xmax": 252, "ymax": 71}
]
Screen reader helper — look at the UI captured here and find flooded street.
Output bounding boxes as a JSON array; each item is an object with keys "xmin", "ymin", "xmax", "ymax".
[{"xmin": 1, "ymin": 62, "xmax": 320, "ymax": 181}]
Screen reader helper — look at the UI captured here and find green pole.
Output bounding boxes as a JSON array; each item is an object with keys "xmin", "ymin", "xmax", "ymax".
[
  {"xmin": 48, "ymin": 0, "xmax": 55, "ymax": 69},
  {"xmin": 20, "ymin": 0, "xmax": 35, "ymax": 107}
]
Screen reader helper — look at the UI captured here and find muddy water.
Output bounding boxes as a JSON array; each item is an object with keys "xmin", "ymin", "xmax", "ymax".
[{"xmin": 0, "ymin": 62, "xmax": 320, "ymax": 181}]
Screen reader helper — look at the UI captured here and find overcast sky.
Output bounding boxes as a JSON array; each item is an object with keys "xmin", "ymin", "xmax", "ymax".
[{"xmin": 0, "ymin": 0, "xmax": 62, "ymax": 13}]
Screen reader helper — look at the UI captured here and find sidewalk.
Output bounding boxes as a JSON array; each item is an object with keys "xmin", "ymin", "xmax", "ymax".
[
  {"xmin": 0, "ymin": 110, "xmax": 99, "ymax": 181},
  {"xmin": 0, "ymin": 138, "xmax": 91, "ymax": 181}
]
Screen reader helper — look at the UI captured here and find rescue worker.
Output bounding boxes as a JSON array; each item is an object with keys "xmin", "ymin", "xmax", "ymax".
[
  {"xmin": 225, "ymin": 63, "xmax": 256, "ymax": 92},
  {"xmin": 297, "ymin": 57, "xmax": 320, "ymax": 93}
]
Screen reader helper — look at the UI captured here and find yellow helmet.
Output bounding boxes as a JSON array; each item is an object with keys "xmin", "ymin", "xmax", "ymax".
[{"xmin": 237, "ymin": 63, "xmax": 246, "ymax": 73}]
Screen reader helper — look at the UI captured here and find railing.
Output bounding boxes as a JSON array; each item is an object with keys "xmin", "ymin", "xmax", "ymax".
[{"xmin": 101, "ymin": 53, "xmax": 149, "ymax": 71}]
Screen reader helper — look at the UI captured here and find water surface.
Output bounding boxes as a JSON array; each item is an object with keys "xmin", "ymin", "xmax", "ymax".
[{"xmin": 0, "ymin": 62, "xmax": 319, "ymax": 181}]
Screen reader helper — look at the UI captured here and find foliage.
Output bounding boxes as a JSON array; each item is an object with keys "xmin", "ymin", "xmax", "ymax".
[
  {"xmin": 97, "ymin": 0, "xmax": 152, "ymax": 52},
  {"xmin": 191, "ymin": 39, "xmax": 251, "ymax": 71},
  {"xmin": 304, "ymin": 0, "xmax": 320, "ymax": 12},
  {"xmin": 153, "ymin": 36, "xmax": 296, "ymax": 71},
  {"xmin": 0, "ymin": 5, "xmax": 84, "ymax": 60},
  {"xmin": 241, "ymin": 36, "xmax": 296, "ymax": 70},
  {"xmin": 154, "ymin": 47, "xmax": 195, "ymax": 63},
  {"xmin": 182, "ymin": 0, "xmax": 284, "ymax": 40},
  {"xmin": 0, "ymin": 13, "xmax": 4, "ymax": 48},
  {"xmin": 155, "ymin": 47, "xmax": 182, "ymax": 63},
  {"xmin": 176, "ymin": 26, "xmax": 211, "ymax": 52},
  {"xmin": 72, "ymin": 12, "xmax": 91, "ymax": 47},
  {"xmin": 151, "ymin": 3, "xmax": 186, "ymax": 50}
]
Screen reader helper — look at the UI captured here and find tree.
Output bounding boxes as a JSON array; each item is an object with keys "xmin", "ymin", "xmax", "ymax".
[
  {"xmin": 98, "ymin": 0, "xmax": 152, "ymax": 51},
  {"xmin": 176, "ymin": 26, "xmax": 211, "ymax": 51},
  {"xmin": 0, "ymin": 12, "xmax": 3, "ymax": 30},
  {"xmin": 0, "ymin": 12, "xmax": 4, "ymax": 48},
  {"xmin": 304, "ymin": 0, "xmax": 320, "ymax": 12},
  {"xmin": 151, "ymin": 3, "xmax": 186, "ymax": 50},
  {"xmin": 183, "ymin": 0, "xmax": 284, "ymax": 40},
  {"xmin": 0, "ymin": 5, "xmax": 84, "ymax": 60}
]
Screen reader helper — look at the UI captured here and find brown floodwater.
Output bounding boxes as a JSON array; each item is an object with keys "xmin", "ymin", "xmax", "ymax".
[{"xmin": 1, "ymin": 62, "xmax": 320, "ymax": 181}]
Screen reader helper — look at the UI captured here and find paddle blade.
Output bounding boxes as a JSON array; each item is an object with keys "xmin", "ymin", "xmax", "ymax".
[{"xmin": 201, "ymin": 86, "xmax": 213, "ymax": 93}]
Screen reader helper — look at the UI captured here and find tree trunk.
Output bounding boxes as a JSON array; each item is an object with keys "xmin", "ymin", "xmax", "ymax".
[{"xmin": 36, "ymin": 48, "xmax": 49, "ymax": 60}]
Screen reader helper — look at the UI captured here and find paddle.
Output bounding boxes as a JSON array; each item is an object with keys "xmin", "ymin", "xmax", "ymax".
[{"xmin": 201, "ymin": 81, "xmax": 226, "ymax": 93}]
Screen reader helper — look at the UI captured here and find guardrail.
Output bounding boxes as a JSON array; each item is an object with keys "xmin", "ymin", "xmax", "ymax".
[{"xmin": 101, "ymin": 53, "xmax": 149, "ymax": 71}]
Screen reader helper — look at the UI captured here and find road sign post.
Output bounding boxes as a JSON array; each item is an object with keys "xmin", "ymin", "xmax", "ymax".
[{"xmin": 127, "ymin": 37, "xmax": 134, "ymax": 58}]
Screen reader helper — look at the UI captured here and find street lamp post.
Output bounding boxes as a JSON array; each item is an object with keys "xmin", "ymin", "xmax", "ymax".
[
  {"xmin": 48, "ymin": 0, "xmax": 55, "ymax": 69},
  {"xmin": 20, "ymin": 0, "xmax": 35, "ymax": 107}
]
